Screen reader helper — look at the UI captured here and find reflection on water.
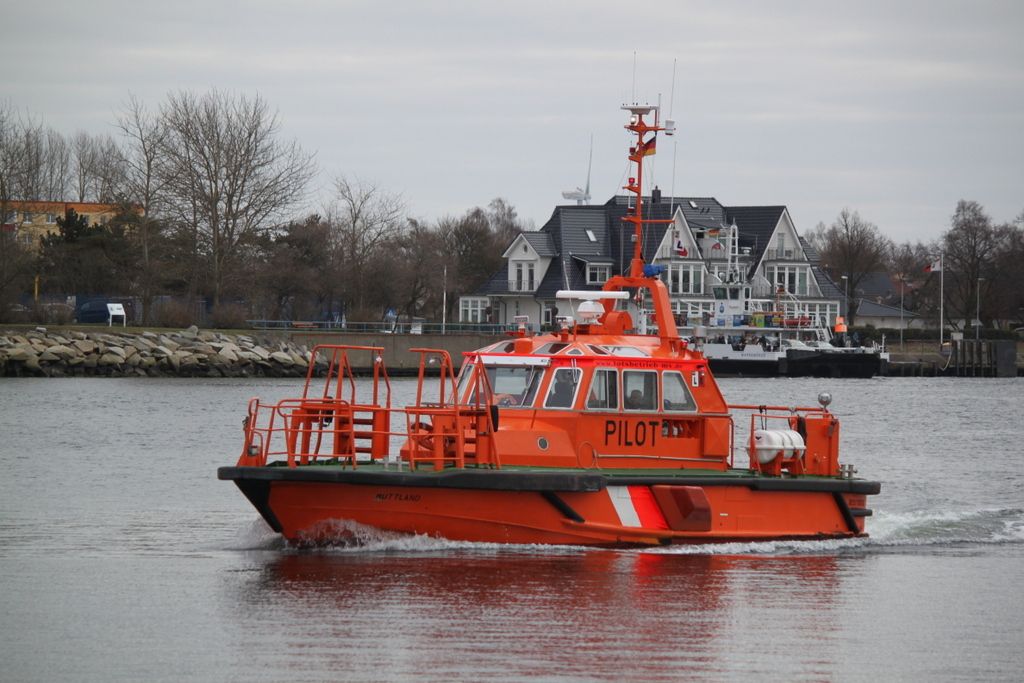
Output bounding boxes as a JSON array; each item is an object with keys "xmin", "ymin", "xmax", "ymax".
[{"xmin": 221, "ymin": 548, "xmax": 848, "ymax": 681}]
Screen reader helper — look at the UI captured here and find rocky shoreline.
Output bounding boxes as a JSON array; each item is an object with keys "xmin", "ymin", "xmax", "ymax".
[{"xmin": 0, "ymin": 326, "xmax": 323, "ymax": 378}]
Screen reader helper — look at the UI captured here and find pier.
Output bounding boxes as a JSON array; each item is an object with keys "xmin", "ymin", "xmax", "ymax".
[{"xmin": 886, "ymin": 340, "xmax": 1021, "ymax": 377}]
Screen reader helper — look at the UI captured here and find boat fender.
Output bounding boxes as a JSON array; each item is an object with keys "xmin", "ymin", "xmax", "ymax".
[
  {"xmin": 789, "ymin": 415, "xmax": 807, "ymax": 441},
  {"xmin": 319, "ymin": 395, "xmax": 334, "ymax": 426}
]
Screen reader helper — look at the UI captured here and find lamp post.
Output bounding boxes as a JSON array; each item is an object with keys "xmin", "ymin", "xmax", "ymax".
[
  {"xmin": 841, "ymin": 275, "xmax": 849, "ymax": 319},
  {"xmin": 976, "ymin": 277, "xmax": 984, "ymax": 340}
]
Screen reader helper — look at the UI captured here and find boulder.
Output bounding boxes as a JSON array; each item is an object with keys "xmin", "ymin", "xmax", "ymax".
[
  {"xmin": 74, "ymin": 340, "xmax": 98, "ymax": 354},
  {"xmin": 157, "ymin": 336, "xmax": 180, "ymax": 352},
  {"xmin": 8, "ymin": 348, "xmax": 35, "ymax": 362},
  {"xmin": 270, "ymin": 351, "xmax": 294, "ymax": 366}
]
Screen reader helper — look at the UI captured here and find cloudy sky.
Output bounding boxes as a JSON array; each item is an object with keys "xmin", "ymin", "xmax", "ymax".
[{"xmin": 3, "ymin": 1, "xmax": 1021, "ymax": 242}]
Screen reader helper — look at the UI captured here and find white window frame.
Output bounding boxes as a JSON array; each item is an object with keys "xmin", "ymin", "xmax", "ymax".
[
  {"xmin": 587, "ymin": 264, "xmax": 610, "ymax": 284},
  {"xmin": 460, "ymin": 298, "xmax": 489, "ymax": 323}
]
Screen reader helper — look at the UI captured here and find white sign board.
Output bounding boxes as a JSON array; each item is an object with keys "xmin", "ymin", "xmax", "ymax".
[{"xmin": 107, "ymin": 303, "xmax": 126, "ymax": 326}]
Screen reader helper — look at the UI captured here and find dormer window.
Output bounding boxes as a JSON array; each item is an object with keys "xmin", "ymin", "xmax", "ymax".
[{"xmin": 587, "ymin": 265, "xmax": 610, "ymax": 283}]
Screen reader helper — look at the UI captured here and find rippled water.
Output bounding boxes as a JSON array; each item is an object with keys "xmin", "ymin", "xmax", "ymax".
[{"xmin": 2, "ymin": 376, "xmax": 1023, "ymax": 681}]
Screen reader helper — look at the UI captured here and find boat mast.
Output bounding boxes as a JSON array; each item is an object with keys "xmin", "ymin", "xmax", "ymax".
[{"xmin": 622, "ymin": 104, "xmax": 662, "ymax": 278}]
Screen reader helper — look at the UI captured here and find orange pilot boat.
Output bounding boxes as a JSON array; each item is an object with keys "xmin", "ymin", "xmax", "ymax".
[{"xmin": 218, "ymin": 103, "xmax": 880, "ymax": 547}]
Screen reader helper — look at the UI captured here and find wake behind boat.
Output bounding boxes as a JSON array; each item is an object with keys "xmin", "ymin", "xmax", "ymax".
[{"xmin": 218, "ymin": 103, "xmax": 880, "ymax": 546}]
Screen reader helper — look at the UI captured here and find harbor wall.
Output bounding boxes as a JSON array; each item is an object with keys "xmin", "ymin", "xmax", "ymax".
[
  {"xmin": 2, "ymin": 325, "xmax": 1020, "ymax": 378},
  {"xmin": 0, "ymin": 326, "xmax": 505, "ymax": 378}
]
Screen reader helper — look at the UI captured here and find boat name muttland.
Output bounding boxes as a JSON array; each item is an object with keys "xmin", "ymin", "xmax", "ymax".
[
  {"xmin": 374, "ymin": 493, "xmax": 422, "ymax": 502},
  {"xmin": 605, "ymin": 419, "xmax": 662, "ymax": 447}
]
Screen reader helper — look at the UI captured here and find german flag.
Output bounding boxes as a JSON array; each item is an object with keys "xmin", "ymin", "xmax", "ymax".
[{"xmin": 639, "ymin": 135, "xmax": 657, "ymax": 156}]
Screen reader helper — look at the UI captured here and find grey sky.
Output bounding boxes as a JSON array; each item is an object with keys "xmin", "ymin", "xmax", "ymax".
[{"xmin": 3, "ymin": 1, "xmax": 1021, "ymax": 242}]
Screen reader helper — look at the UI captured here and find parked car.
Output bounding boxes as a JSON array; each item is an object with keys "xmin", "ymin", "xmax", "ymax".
[
  {"xmin": 6, "ymin": 303, "xmax": 29, "ymax": 322},
  {"xmin": 40, "ymin": 303, "xmax": 75, "ymax": 323},
  {"xmin": 77, "ymin": 299, "xmax": 112, "ymax": 324}
]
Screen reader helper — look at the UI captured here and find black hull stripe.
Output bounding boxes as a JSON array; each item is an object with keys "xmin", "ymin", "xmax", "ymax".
[{"xmin": 218, "ymin": 466, "xmax": 880, "ymax": 495}]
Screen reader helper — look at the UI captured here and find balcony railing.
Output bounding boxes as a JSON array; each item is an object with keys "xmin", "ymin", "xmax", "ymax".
[{"xmin": 488, "ymin": 280, "xmax": 538, "ymax": 294}]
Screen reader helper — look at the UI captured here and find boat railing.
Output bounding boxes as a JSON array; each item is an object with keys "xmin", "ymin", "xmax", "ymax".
[
  {"xmin": 728, "ymin": 404, "xmax": 839, "ymax": 477},
  {"xmin": 235, "ymin": 345, "xmax": 501, "ymax": 471}
]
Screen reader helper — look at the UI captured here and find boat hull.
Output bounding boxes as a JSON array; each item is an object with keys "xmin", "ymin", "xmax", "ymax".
[
  {"xmin": 707, "ymin": 351, "xmax": 885, "ymax": 378},
  {"xmin": 220, "ymin": 466, "xmax": 879, "ymax": 547}
]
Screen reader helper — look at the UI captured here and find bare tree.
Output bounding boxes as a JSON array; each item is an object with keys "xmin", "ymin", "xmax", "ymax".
[
  {"xmin": 940, "ymin": 200, "xmax": 1001, "ymax": 330},
  {"xmin": 990, "ymin": 215, "xmax": 1024, "ymax": 328},
  {"xmin": 115, "ymin": 94, "xmax": 171, "ymax": 323},
  {"xmin": 393, "ymin": 218, "xmax": 445, "ymax": 320},
  {"xmin": 42, "ymin": 129, "xmax": 71, "ymax": 201},
  {"xmin": 0, "ymin": 102, "xmax": 38, "ymax": 312},
  {"xmin": 160, "ymin": 89, "xmax": 317, "ymax": 309},
  {"xmin": 486, "ymin": 197, "xmax": 533, "ymax": 247},
  {"xmin": 804, "ymin": 208, "xmax": 891, "ymax": 324},
  {"xmin": 93, "ymin": 134, "xmax": 126, "ymax": 202},
  {"xmin": 71, "ymin": 131, "xmax": 100, "ymax": 202},
  {"xmin": 327, "ymin": 175, "xmax": 408, "ymax": 319}
]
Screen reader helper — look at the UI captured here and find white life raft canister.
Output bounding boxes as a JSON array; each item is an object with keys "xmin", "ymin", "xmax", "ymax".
[{"xmin": 751, "ymin": 429, "xmax": 806, "ymax": 464}]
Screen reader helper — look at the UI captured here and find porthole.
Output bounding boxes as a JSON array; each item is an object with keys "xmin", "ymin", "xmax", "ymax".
[{"xmin": 538, "ymin": 437, "xmax": 549, "ymax": 450}]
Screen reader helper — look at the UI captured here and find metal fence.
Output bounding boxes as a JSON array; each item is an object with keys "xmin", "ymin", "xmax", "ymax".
[{"xmin": 246, "ymin": 320, "xmax": 516, "ymax": 335}]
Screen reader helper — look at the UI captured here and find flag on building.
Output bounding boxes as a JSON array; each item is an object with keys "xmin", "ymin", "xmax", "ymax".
[
  {"xmin": 925, "ymin": 257, "xmax": 942, "ymax": 272},
  {"xmin": 639, "ymin": 135, "xmax": 657, "ymax": 156},
  {"xmin": 674, "ymin": 237, "xmax": 688, "ymax": 257},
  {"xmin": 707, "ymin": 227, "xmax": 720, "ymax": 238}
]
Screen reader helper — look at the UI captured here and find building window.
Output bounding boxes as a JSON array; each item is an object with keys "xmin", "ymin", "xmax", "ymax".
[
  {"xmin": 543, "ymin": 303, "xmax": 556, "ymax": 326},
  {"xmin": 460, "ymin": 298, "xmax": 488, "ymax": 323},
  {"xmin": 22, "ymin": 213, "xmax": 33, "ymax": 223},
  {"xmin": 513, "ymin": 262, "xmax": 535, "ymax": 291},
  {"xmin": 667, "ymin": 264, "xmax": 703, "ymax": 294},
  {"xmin": 21, "ymin": 234, "xmax": 33, "ymax": 245},
  {"xmin": 766, "ymin": 265, "xmax": 809, "ymax": 296},
  {"xmin": 46, "ymin": 214, "xmax": 56, "ymax": 224},
  {"xmin": 585, "ymin": 229, "xmax": 597, "ymax": 242},
  {"xmin": 587, "ymin": 265, "xmax": 610, "ymax": 284}
]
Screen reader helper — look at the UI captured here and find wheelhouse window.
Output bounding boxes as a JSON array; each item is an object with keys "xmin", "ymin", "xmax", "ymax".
[
  {"xmin": 544, "ymin": 367, "xmax": 582, "ymax": 409},
  {"xmin": 602, "ymin": 346, "xmax": 649, "ymax": 357},
  {"xmin": 459, "ymin": 364, "xmax": 543, "ymax": 408},
  {"xmin": 623, "ymin": 370, "xmax": 658, "ymax": 411},
  {"xmin": 534, "ymin": 342, "xmax": 569, "ymax": 355},
  {"xmin": 586, "ymin": 368, "xmax": 618, "ymax": 411},
  {"xmin": 488, "ymin": 366, "xmax": 542, "ymax": 407},
  {"xmin": 662, "ymin": 371, "xmax": 698, "ymax": 412}
]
